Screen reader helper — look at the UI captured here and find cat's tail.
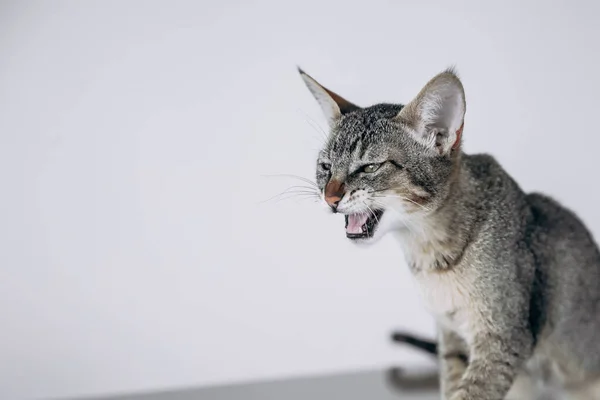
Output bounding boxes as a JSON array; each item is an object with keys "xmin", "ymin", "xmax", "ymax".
[{"xmin": 391, "ymin": 331, "xmax": 438, "ymax": 356}]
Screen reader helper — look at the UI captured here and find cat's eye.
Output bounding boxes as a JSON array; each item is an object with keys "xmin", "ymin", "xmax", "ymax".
[
  {"xmin": 320, "ymin": 163, "xmax": 331, "ymax": 171},
  {"xmin": 362, "ymin": 163, "xmax": 381, "ymax": 173}
]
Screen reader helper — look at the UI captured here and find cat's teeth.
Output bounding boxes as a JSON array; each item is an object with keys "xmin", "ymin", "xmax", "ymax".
[{"xmin": 346, "ymin": 214, "xmax": 369, "ymax": 234}]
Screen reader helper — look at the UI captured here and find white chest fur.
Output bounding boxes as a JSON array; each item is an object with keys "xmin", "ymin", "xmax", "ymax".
[
  {"xmin": 396, "ymin": 225, "xmax": 477, "ymax": 342},
  {"xmin": 413, "ymin": 266, "xmax": 475, "ymax": 343}
]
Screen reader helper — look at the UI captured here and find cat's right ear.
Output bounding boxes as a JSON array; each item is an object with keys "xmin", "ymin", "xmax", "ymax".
[
  {"xmin": 298, "ymin": 68, "xmax": 360, "ymax": 128},
  {"xmin": 396, "ymin": 68, "xmax": 466, "ymax": 155}
]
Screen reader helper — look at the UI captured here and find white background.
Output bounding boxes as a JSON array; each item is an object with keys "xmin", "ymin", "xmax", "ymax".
[{"xmin": 2, "ymin": 1, "xmax": 600, "ymax": 398}]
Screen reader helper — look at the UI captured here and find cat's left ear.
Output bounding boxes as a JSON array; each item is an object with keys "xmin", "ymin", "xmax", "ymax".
[
  {"xmin": 396, "ymin": 68, "xmax": 466, "ymax": 155},
  {"xmin": 298, "ymin": 68, "xmax": 360, "ymax": 128}
]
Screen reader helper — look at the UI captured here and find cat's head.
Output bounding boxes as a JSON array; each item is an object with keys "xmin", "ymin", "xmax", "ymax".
[{"xmin": 299, "ymin": 68, "xmax": 466, "ymax": 244}]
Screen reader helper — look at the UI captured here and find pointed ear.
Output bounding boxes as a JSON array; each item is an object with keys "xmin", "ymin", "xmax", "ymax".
[
  {"xmin": 396, "ymin": 68, "xmax": 466, "ymax": 155},
  {"xmin": 298, "ymin": 68, "xmax": 360, "ymax": 127}
]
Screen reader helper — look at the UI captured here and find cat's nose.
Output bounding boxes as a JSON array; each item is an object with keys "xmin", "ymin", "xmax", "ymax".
[{"xmin": 324, "ymin": 179, "xmax": 345, "ymax": 211}]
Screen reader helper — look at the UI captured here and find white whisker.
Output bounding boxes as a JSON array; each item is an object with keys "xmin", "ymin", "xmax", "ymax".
[
  {"xmin": 363, "ymin": 202, "xmax": 380, "ymax": 225},
  {"xmin": 370, "ymin": 199, "xmax": 415, "ymax": 232},
  {"xmin": 260, "ymin": 185, "xmax": 319, "ymax": 204},
  {"xmin": 261, "ymin": 174, "xmax": 318, "ymax": 187},
  {"xmin": 271, "ymin": 191, "xmax": 321, "ymax": 204},
  {"xmin": 372, "ymin": 194, "xmax": 431, "ymax": 212},
  {"xmin": 296, "ymin": 108, "xmax": 329, "ymax": 143}
]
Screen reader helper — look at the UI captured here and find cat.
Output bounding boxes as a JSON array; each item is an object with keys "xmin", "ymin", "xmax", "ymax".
[{"xmin": 298, "ymin": 67, "xmax": 600, "ymax": 400}]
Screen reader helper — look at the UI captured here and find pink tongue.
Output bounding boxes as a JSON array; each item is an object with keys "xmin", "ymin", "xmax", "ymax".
[{"xmin": 347, "ymin": 214, "xmax": 369, "ymax": 234}]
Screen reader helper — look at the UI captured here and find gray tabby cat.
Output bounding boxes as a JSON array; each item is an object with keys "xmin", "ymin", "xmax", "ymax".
[{"xmin": 299, "ymin": 68, "xmax": 600, "ymax": 400}]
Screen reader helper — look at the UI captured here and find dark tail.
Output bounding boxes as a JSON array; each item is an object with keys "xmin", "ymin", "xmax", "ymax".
[{"xmin": 391, "ymin": 331, "xmax": 438, "ymax": 356}]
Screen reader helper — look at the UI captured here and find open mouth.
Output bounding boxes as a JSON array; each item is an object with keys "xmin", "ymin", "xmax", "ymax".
[{"xmin": 344, "ymin": 210, "xmax": 384, "ymax": 239}]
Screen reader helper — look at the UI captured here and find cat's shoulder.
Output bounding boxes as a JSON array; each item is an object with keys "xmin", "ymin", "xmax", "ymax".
[
  {"xmin": 461, "ymin": 152, "xmax": 517, "ymax": 190},
  {"xmin": 462, "ymin": 152, "xmax": 503, "ymax": 176}
]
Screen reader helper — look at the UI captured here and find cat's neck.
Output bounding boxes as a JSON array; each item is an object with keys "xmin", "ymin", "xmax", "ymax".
[{"xmin": 394, "ymin": 156, "xmax": 475, "ymax": 273}]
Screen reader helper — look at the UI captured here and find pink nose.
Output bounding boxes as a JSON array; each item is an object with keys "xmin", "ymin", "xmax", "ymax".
[{"xmin": 324, "ymin": 180, "xmax": 345, "ymax": 208}]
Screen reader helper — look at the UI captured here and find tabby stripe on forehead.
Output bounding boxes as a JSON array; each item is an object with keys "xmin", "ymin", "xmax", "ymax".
[
  {"xmin": 358, "ymin": 138, "xmax": 369, "ymax": 159},
  {"xmin": 348, "ymin": 136, "xmax": 362, "ymax": 157}
]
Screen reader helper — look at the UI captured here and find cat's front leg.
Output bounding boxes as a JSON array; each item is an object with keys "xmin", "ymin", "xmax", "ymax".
[
  {"xmin": 439, "ymin": 328, "xmax": 468, "ymax": 399},
  {"xmin": 449, "ymin": 330, "xmax": 532, "ymax": 400}
]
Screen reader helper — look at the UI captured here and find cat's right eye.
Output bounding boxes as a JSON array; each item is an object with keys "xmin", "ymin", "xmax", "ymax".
[
  {"xmin": 361, "ymin": 163, "xmax": 382, "ymax": 173},
  {"xmin": 320, "ymin": 163, "xmax": 331, "ymax": 171}
]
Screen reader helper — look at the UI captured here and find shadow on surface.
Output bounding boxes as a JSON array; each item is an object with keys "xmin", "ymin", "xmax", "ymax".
[
  {"xmin": 78, "ymin": 368, "xmax": 440, "ymax": 400},
  {"xmin": 385, "ymin": 367, "xmax": 439, "ymax": 392}
]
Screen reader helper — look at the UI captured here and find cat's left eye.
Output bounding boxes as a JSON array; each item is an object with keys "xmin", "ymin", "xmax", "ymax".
[{"xmin": 362, "ymin": 163, "xmax": 381, "ymax": 173}]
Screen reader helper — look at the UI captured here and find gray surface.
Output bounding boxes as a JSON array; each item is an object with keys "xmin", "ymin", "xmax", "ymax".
[{"xmin": 86, "ymin": 369, "xmax": 439, "ymax": 400}]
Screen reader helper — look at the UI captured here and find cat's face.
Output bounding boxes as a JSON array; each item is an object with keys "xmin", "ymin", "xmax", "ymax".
[{"xmin": 300, "ymin": 68, "xmax": 466, "ymax": 244}]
